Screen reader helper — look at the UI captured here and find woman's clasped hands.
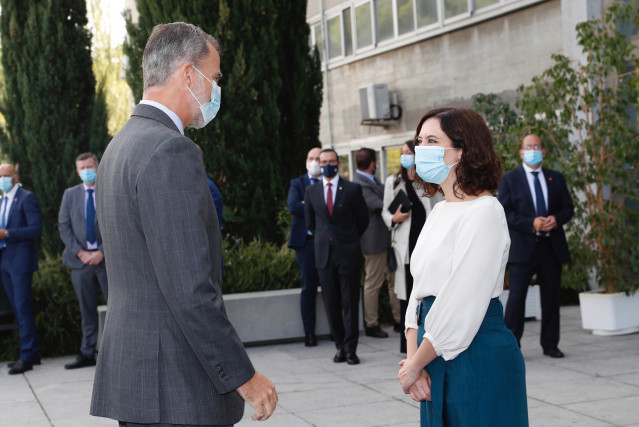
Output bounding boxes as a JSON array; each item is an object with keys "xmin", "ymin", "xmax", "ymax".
[{"xmin": 398, "ymin": 359, "xmax": 432, "ymax": 402}]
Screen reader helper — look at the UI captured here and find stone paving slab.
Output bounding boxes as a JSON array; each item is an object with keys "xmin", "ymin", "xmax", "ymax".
[{"xmin": 1, "ymin": 306, "xmax": 638, "ymax": 427}]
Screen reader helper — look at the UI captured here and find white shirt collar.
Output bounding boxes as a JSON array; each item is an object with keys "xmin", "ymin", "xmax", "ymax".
[
  {"xmin": 522, "ymin": 162, "xmax": 543, "ymax": 175},
  {"xmin": 322, "ymin": 175, "xmax": 340, "ymax": 188},
  {"xmin": 139, "ymin": 100, "xmax": 185, "ymax": 135}
]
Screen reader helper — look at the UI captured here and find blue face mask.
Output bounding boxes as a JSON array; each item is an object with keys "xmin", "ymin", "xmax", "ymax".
[
  {"xmin": 320, "ymin": 164, "xmax": 339, "ymax": 178},
  {"xmin": 79, "ymin": 168, "xmax": 97, "ymax": 184},
  {"xmin": 400, "ymin": 154, "xmax": 415, "ymax": 170},
  {"xmin": 186, "ymin": 65, "xmax": 222, "ymax": 128},
  {"xmin": 0, "ymin": 177, "xmax": 14, "ymax": 193},
  {"xmin": 414, "ymin": 146, "xmax": 460, "ymax": 185},
  {"xmin": 523, "ymin": 150, "xmax": 543, "ymax": 166}
]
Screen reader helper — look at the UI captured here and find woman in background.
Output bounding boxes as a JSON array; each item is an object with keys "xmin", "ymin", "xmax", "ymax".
[
  {"xmin": 382, "ymin": 140, "xmax": 441, "ymax": 353},
  {"xmin": 397, "ymin": 107, "xmax": 528, "ymax": 426}
]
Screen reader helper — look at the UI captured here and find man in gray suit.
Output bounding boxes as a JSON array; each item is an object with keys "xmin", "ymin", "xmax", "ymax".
[
  {"xmin": 58, "ymin": 152, "xmax": 108, "ymax": 370},
  {"xmin": 353, "ymin": 148, "xmax": 400, "ymax": 338},
  {"xmin": 90, "ymin": 23, "xmax": 277, "ymax": 426}
]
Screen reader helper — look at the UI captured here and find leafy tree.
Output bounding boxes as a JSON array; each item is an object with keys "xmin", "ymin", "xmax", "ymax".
[
  {"xmin": 0, "ymin": 0, "xmax": 109, "ymax": 254},
  {"xmin": 123, "ymin": 0, "xmax": 322, "ymax": 243}
]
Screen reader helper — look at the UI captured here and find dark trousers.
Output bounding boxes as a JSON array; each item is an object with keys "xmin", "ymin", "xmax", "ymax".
[
  {"xmin": 399, "ymin": 263, "xmax": 413, "ymax": 354},
  {"xmin": 2, "ymin": 269, "xmax": 40, "ymax": 361},
  {"xmin": 505, "ymin": 239, "xmax": 561, "ymax": 350},
  {"xmin": 294, "ymin": 237, "xmax": 320, "ymax": 334},
  {"xmin": 71, "ymin": 262, "xmax": 108, "ymax": 358},
  {"xmin": 119, "ymin": 422, "xmax": 232, "ymax": 427},
  {"xmin": 317, "ymin": 247, "xmax": 361, "ymax": 354}
]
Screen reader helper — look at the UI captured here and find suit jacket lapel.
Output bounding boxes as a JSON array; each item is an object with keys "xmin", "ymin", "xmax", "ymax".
[
  {"xmin": 5, "ymin": 187, "xmax": 21, "ymax": 227},
  {"xmin": 75, "ymin": 185, "xmax": 87, "ymax": 237},
  {"xmin": 543, "ymin": 168, "xmax": 556, "ymax": 213}
]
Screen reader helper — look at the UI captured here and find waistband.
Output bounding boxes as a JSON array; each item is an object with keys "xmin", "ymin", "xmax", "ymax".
[{"xmin": 420, "ymin": 296, "xmax": 503, "ymax": 318}]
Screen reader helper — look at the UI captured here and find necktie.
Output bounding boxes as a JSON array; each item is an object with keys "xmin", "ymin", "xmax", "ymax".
[
  {"xmin": 0, "ymin": 196, "xmax": 7, "ymax": 249},
  {"xmin": 86, "ymin": 189, "xmax": 96, "ymax": 244},
  {"xmin": 531, "ymin": 172, "xmax": 547, "ymax": 217},
  {"xmin": 326, "ymin": 182, "xmax": 333, "ymax": 216}
]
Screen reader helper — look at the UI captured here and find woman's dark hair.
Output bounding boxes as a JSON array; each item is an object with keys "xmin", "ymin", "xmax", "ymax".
[
  {"xmin": 394, "ymin": 140, "xmax": 414, "ymax": 189},
  {"xmin": 413, "ymin": 107, "xmax": 502, "ymax": 198}
]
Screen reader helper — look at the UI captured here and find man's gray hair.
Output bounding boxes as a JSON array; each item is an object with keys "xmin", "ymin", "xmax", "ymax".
[
  {"xmin": 76, "ymin": 152, "xmax": 99, "ymax": 166},
  {"xmin": 142, "ymin": 22, "xmax": 219, "ymax": 92}
]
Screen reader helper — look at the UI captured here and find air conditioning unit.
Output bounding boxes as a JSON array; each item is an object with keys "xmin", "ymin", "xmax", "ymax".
[{"xmin": 359, "ymin": 83, "xmax": 391, "ymax": 121}]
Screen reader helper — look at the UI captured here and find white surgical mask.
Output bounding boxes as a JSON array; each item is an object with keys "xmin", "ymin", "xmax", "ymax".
[
  {"xmin": 186, "ymin": 65, "xmax": 221, "ymax": 128},
  {"xmin": 306, "ymin": 160, "xmax": 320, "ymax": 176}
]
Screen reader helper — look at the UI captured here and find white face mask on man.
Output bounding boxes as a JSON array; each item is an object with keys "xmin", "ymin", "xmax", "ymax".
[
  {"xmin": 185, "ymin": 65, "xmax": 221, "ymax": 129},
  {"xmin": 306, "ymin": 160, "xmax": 321, "ymax": 176}
]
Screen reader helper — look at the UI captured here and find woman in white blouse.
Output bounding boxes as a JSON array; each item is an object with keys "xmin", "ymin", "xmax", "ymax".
[
  {"xmin": 382, "ymin": 141, "xmax": 442, "ymax": 353},
  {"xmin": 397, "ymin": 107, "xmax": 528, "ymax": 426}
]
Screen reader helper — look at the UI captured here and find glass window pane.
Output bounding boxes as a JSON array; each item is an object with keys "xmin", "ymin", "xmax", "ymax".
[
  {"xmin": 416, "ymin": 0, "xmax": 438, "ymax": 27},
  {"xmin": 475, "ymin": 0, "xmax": 499, "ymax": 8},
  {"xmin": 339, "ymin": 154, "xmax": 350, "ymax": 180},
  {"xmin": 445, "ymin": 0, "xmax": 468, "ymax": 19},
  {"xmin": 343, "ymin": 8, "xmax": 353, "ymax": 56},
  {"xmin": 385, "ymin": 148, "xmax": 401, "ymax": 177},
  {"xmin": 313, "ymin": 23, "xmax": 324, "ymax": 61},
  {"xmin": 327, "ymin": 15, "xmax": 343, "ymax": 59},
  {"xmin": 397, "ymin": 0, "xmax": 415, "ymax": 35},
  {"xmin": 356, "ymin": 3, "xmax": 373, "ymax": 49},
  {"xmin": 376, "ymin": 0, "xmax": 394, "ymax": 43}
]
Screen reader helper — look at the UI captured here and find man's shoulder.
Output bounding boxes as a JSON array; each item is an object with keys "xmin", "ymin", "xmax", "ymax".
[
  {"xmin": 502, "ymin": 165, "xmax": 524, "ymax": 179},
  {"xmin": 542, "ymin": 167, "xmax": 565, "ymax": 179}
]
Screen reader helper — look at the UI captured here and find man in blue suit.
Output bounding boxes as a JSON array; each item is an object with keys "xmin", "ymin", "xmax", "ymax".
[
  {"xmin": 287, "ymin": 147, "xmax": 322, "ymax": 347},
  {"xmin": 0, "ymin": 163, "xmax": 43, "ymax": 374},
  {"xmin": 498, "ymin": 134, "xmax": 573, "ymax": 358}
]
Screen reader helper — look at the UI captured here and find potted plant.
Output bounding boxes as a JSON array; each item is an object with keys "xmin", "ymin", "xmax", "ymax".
[{"xmin": 513, "ymin": 2, "xmax": 639, "ymax": 335}]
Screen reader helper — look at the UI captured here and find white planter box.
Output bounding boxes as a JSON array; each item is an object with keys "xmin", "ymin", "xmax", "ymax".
[
  {"xmin": 579, "ymin": 290, "xmax": 639, "ymax": 336},
  {"xmin": 499, "ymin": 285, "xmax": 542, "ymax": 320}
]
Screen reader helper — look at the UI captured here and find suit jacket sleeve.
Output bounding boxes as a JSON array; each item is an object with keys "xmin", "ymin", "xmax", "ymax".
[
  {"xmin": 288, "ymin": 178, "xmax": 305, "ymax": 218},
  {"xmin": 360, "ymin": 181, "xmax": 383, "ymax": 214},
  {"xmin": 498, "ymin": 173, "xmax": 534, "ymax": 234},
  {"xmin": 6, "ymin": 192, "xmax": 42, "ymax": 242},
  {"xmin": 58, "ymin": 188, "xmax": 83, "ymax": 256},
  {"xmin": 353, "ymin": 184, "xmax": 369, "ymax": 236},
  {"xmin": 304, "ymin": 187, "xmax": 316, "ymax": 233},
  {"xmin": 137, "ymin": 137, "xmax": 254, "ymax": 394}
]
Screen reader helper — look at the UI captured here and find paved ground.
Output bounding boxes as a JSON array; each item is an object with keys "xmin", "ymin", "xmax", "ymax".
[{"xmin": 1, "ymin": 305, "xmax": 638, "ymax": 427}]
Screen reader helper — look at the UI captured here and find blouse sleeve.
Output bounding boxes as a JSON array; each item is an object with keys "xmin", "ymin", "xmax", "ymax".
[
  {"xmin": 381, "ymin": 175, "xmax": 395, "ymax": 230},
  {"xmin": 422, "ymin": 201, "xmax": 509, "ymax": 360}
]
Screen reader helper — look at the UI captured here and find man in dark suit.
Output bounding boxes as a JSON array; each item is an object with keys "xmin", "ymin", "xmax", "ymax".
[
  {"xmin": 287, "ymin": 147, "xmax": 322, "ymax": 347},
  {"xmin": 498, "ymin": 134, "xmax": 574, "ymax": 358},
  {"xmin": 353, "ymin": 148, "xmax": 399, "ymax": 339},
  {"xmin": 0, "ymin": 163, "xmax": 42, "ymax": 375},
  {"xmin": 91, "ymin": 23, "xmax": 277, "ymax": 426},
  {"xmin": 304, "ymin": 148, "xmax": 369, "ymax": 365},
  {"xmin": 58, "ymin": 152, "xmax": 108, "ymax": 370}
]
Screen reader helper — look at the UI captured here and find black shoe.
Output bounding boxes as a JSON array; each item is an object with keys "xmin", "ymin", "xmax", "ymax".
[
  {"xmin": 333, "ymin": 349, "xmax": 346, "ymax": 363},
  {"xmin": 365, "ymin": 325, "xmax": 389, "ymax": 338},
  {"xmin": 8, "ymin": 360, "xmax": 33, "ymax": 375},
  {"xmin": 346, "ymin": 353, "xmax": 360, "ymax": 365},
  {"xmin": 543, "ymin": 347, "xmax": 565, "ymax": 358},
  {"xmin": 304, "ymin": 333, "xmax": 317, "ymax": 347},
  {"xmin": 64, "ymin": 354, "xmax": 97, "ymax": 370},
  {"xmin": 8, "ymin": 355, "xmax": 41, "ymax": 369},
  {"xmin": 393, "ymin": 322, "xmax": 403, "ymax": 333}
]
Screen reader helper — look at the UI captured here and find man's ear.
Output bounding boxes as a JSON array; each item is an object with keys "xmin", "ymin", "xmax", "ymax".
[{"xmin": 181, "ymin": 63, "xmax": 195, "ymax": 88}]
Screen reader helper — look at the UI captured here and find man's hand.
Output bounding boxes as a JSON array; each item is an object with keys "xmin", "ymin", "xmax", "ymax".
[
  {"xmin": 237, "ymin": 372, "xmax": 278, "ymax": 421},
  {"xmin": 533, "ymin": 217, "xmax": 545, "ymax": 232},
  {"xmin": 0, "ymin": 229, "xmax": 6, "ymax": 239},
  {"xmin": 77, "ymin": 250, "xmax": 104, "ymax": 265},
  {"xmin": 540, "ymin": 215, "xmax": 557, "ymax": 232}
]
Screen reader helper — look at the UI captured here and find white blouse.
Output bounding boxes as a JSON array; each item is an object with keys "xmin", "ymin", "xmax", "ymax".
[{"xmin": 405, "ymin": 196, "xmax": 510, "ymax": 361}]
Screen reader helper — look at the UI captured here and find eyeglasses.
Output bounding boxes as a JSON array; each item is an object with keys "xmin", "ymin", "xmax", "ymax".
[
  {"xmin": 522, "ymin": 145, "xmax": 542, "ymax": 150},
  {"xmin": 319, "ymin": 160, "xmax": 338, "ymax": 166}
]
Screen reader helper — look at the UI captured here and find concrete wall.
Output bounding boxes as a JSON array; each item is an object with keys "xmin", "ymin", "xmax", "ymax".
[{"xmin": 317, "ymin": 0, "xmax": 564, "ymax": 150}]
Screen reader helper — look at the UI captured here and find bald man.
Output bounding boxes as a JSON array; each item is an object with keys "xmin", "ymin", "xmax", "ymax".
[
  {"xmin": 498, "ymin": 134, "xmax": 573, "ymax": 359},
  {"xmin": 0, "ymin": 163, "xmax": 43, "ymax": 375},
  {"xmin": 287, "ymin": 147, "xmax": 322, "ymax": 347}
]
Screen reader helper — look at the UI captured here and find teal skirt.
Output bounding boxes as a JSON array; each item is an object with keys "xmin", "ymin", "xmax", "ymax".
[{"xmin": 417, "ymin": 297, "xmax": 528, "ymax": 426}]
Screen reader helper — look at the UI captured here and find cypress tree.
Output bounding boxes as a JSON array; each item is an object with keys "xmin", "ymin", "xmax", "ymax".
[
  {"xmin": 123, "ymin": 0, "xmax": 321, "ymax": 243},
  {"xmin": 0, "ymin": 0, "xmax": 109, "ymax": 254}
]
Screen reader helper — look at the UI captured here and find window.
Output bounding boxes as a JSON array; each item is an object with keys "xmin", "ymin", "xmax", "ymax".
[
  {"xmin": 356, "ymin": 2, "xmax": 374, "ymax": 49},
  {"xmin": 376, "ymin": 0, "xmax": 394, "ymax": 43},
  {"xmin": 312, "ymin": 23, "xmax": 324, "ymax": 61},
  {"xmin": 327, "ymin": 15, "xmax": 343, "ymax": 59},
  {"xmin": 444, "ymin": 0, "xmax": 468, "ymax": 19},
  {"xmin": 343, "ymin": 8, "xmax": 354, "ymax": 56},
  {"xmin": 339, "ymin": 154, "xmax": 350, "ymax": 180},
  {"xmin": 476, "ymin": 0, "xmax": 500, "ymax": 8},
  {"xmin": 397, "ymin": 0, "xmax": 415, "ymax": 35},
  {"xmin": 385, "ymin": 147, "xmax": 402, "ymax": 177},
  {"xmin": 416, "ymin": 0, "xmax": 438, "ymax": 27}
]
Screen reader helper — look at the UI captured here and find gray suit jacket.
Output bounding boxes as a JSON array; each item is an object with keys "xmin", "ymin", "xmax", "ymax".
[
  {"xmin": 353, "ymin": 172, "xmax": 391, "ymax": 254},
  {"xmin": 58, "ymin": 183, "xmax": 104, "ymax": 269},
  {"xmin": 90, "ymin": 104, "xmax": 254, "ymax": 425}
]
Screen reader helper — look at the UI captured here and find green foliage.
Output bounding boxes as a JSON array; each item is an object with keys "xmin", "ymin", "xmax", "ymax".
[
  {"xmin": 475, "ymin": 3, "xmax": 639, "ymax": 294},
  {"xmin": 221, "ymin": 236, "xmax": 300, "ymax": 294},
  {"xmin": 0, "ymin": 254, "xmax": 81, "ymax": 361},
  {"xmin": 123, "ymin": 0, "xmax": 322, "ymax": 244},
  {"xmin": 0, "ymin": 0, "xmax": 110, "ymax": 255}
]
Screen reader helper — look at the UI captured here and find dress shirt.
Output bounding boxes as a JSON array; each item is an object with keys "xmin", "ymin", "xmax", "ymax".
[
  {"xmin": 1, "ymin": 183, "xmax": 20, "ymax": 225},
  {"xmin": 84, "ymin": 183, "xmax": 98, "ymax": 250},
  {"xmin": 405, "ymin": 196, "xmax": 510, "ymax": 361},
  {"xmin": 322, "ymin": 175, "xmax": 339, "ymax": 207},
  {"xmin": 139, "ymin": 100, "xmax": 185, "ymax": 135},
  {"xmin": 522, "ymin": 163, "xmax": 548, "ymax": 215},
  {"xmin": 355, "ymin": 169, "xmax": 376, "ymax": 184}
]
